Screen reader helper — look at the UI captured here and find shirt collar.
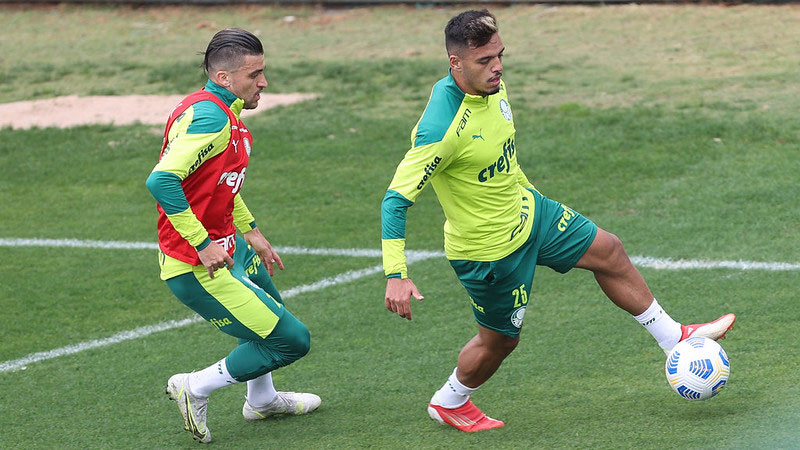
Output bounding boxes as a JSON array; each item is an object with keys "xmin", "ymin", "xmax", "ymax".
[
  {"xmin": 446, "ymin": 70, "xmax": 490, "ymax": 105},
  {"xmin": 204, "ymin": 80, "xmax": 245, "ymax": 116}
]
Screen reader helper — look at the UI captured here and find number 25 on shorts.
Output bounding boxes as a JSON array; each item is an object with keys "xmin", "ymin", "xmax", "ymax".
[{"xmin": 512, "ymin": 284, "xmax": 528, "ymax": 307}]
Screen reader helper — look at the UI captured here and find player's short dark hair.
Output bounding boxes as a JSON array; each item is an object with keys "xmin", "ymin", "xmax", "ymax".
[
  {"xmin": 445, "ymin": 9, "xmax": 498, "ymax": 55},
  {"xmin": 202, "ymin": 28, "xmax": 264, "ymax": 74}
]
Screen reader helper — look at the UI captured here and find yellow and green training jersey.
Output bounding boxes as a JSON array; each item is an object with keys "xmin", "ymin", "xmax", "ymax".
[{"xmin": 381, "ymin": 72, "xmax": 537, "ymax": 278}]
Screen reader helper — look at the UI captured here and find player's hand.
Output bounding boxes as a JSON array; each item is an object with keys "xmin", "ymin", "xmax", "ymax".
[
  {"xmin": 385, "ymin": 277, "xmax": 424, "ymax": 321},
  {"xmin": 243, "ymin": 227, "xmax": 284, "ymax": 276},
  {"xmin": 197, "ymin": 242, "xmax": 234, "ymax": 279}
]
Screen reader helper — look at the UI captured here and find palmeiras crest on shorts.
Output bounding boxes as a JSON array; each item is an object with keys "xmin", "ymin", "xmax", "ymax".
[
  {"xmin": 511, "ymin": 306, "xmax": 526, "ymax": 328},
  {"xmin": 243, "ymin": 137, "xmax": 252, "ymax": 156},
  {"xmin": 499, "ymin": 98, "xmax": 513, "ymax": 122}
]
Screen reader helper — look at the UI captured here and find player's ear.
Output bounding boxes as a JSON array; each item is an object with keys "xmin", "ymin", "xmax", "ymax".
[
  {"xmin": 213, "ymin": 70, "xmax": 231, "ymax": 88},
  {"xmin": 449, "ymin": 53, "xmax": 461, "ymax": 72}
]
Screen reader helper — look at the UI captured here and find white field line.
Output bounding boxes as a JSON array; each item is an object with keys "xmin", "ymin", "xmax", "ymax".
[
  {"xmin": 2, "ymin": 237, "xmax": 798, "ymax": 372},
  {"xmin": 1, "ymin": 237, "xmax": 799, "ymax": 271},
  {"xmin": 0, "ymin": 317, "xmax": 203, "ymax": 373},
  {"xmin": 0, "ymin": 257, "xmax": 435, "ymax": 373},
  {"xmin": 630, "ymin": 256, "xmax": 800, "ymax": 271},
  {"xmin": 0, "ymin": 237, "xmax": 438, "ymax": 259},
  {"xmin": 0, "ymin": 237, "xmax": 158, "ymax": 250}
]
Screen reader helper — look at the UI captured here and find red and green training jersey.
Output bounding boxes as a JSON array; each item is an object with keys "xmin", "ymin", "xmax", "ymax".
[{"xmin": 146, "ymin": 80, "xmax": 258, "ymax": 280}]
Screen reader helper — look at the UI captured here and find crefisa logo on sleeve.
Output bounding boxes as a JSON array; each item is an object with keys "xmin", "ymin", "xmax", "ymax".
[{"xmin": 416, "ymin": 156, "xmax": 442, "ymax": 189}]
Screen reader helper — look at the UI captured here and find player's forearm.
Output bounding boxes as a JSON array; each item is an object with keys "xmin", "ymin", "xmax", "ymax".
[
  {"xmin": 382, "ymin": 239, "xmax": 407, "ymax": 279},
  {"xmin": 381, "ymin": 190, "xmax": 414, "ymax": 278},
  {"xmin": 145, "ymin": 171, "xmax": 210, "ymax": 248},
  {"xmin": 233, "ymin": 193, "xmax": 257, "ymax": 233}
]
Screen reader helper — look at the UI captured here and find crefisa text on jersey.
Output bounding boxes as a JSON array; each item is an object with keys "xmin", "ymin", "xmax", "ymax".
[
  {"xmin": 416, "ymin": 156, "xmax": 443, "ymax": 190},
  {"xmin": 189, "ymin": 142, "xmax": 215, "ymax": 173},
  {"xmin": 217, "ymin": 167, "xmax": 247, "ymax": 194},
  {"xmin": 478, "ymin": 137, "xmax": 516, "ymax": 183}
]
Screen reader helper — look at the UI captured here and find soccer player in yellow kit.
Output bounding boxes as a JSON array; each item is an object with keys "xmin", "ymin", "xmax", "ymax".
[{"xmin": 381, "ymin": 10, "xmax": 736, "ymax": 432}]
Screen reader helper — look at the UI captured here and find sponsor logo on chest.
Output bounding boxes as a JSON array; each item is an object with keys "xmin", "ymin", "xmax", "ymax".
[
  {"xmin": 477, "ymin": 137, "xmax": 516, "ymax": 183},
  {"xmin": 218, "ymin": 167, "xmax": 247, "ymax": 194}
]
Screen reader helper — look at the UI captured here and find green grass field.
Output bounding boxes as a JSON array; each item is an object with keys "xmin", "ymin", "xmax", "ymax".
[{"xmin": 1, "ymin": 3, "xmax": 799, "ymax": 448}]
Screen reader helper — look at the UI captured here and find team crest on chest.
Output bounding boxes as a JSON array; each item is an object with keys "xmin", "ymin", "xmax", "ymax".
[
  {"xmin": 243, "ymin": 137, "xmax": 251, "ymax": 156},
  {"xmin": 499, "ymin": 98, "xmax": 513, "ymax": 122}
]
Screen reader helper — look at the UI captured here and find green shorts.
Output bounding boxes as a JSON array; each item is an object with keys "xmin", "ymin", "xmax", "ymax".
[
  {"xmin": 449, "ymin": 189, "xmax": 597, "ymax": 337},
  {"xmin": 165, "ymin": 235, "xmax": 287, "ymax": 342},
  {"xmin": 233, "ymin": 235, "xmax": 283, "ymax": 305},
  {"xmin": 164, "ymin": 235, "xmax": 310, "ymax": 380}
]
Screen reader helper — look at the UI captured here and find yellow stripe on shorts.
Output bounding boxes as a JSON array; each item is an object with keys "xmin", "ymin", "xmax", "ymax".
[{"xmin": 193, "ymin": 266, "xmax": 280, "ymax": 339}]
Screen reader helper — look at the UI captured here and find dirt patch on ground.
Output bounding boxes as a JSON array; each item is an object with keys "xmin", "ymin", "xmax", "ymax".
[{"xmin": 0, "ymin": 93, "xmax": 317, "ymax": 130}]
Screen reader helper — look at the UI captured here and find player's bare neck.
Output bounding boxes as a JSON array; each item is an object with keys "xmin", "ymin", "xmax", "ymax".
[{"xmin": 451, "ymin": 72, "xmax": 481, "ymax": 97}]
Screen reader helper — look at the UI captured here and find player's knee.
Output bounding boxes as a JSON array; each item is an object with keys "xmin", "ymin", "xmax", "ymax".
[
  {"xmin": 606, "ymin": 232, "xmax": 626, "ymax": 259},
  {"xmin": 250, "ymin": 320, "xmax": 310, "ymax": 372},
  {"xmin": 288, "ymin": 322, "xmax": 311, "ymax": 359},
  {"xmin": 278, "ymin": 316, "xmax": 311, "ymax": 362},
  {"xmin": 482, "ymin": 333, "xmax": 519, "ymax": 356},
  {"xmin": 500, "ymin": 335, "xmax": 520, "ymax": 355},
  {"xmin": 593, "ymin": 229, "xmax": 629, "ymax": 272}
]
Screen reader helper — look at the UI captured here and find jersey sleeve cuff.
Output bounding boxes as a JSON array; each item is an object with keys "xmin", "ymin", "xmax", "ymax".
[
  {"xmin": 195, "ymin": 237, "xmax": 211, "ymax": 251},
  {"xmin": 382, "ymin": 239, "xmax": 407, "ymax": 279},
  {"xmin": 238, "ymin": 220, "xmax": 258, "ymax": 234}
]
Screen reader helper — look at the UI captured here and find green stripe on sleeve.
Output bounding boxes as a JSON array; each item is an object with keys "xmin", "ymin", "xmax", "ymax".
[
  {"xmin": 145, "ymin": 171, "xmax": 190, "ymax": 215},
  {"xmin": 146, "ymin": 171, "xmax": 208, "ymax": 247},
  {"xmin": 195, "ymin": 238, "xmax": 211, "ymax": 251},
  {"xmin": 413, "ymin": 75, "xmax": 464, "ymax": 147},
  {"xmin": 381, "ymin": 190, "xmax": 413, "ymax": 240}
]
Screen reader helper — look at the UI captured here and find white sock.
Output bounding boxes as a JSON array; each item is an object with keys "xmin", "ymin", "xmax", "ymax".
[
  {"xmin": 187, "ymin": 358, "xmax": 238, "ymax": 397},
  {"xmin": 433, "ymin": 368, "xmax": 478, "ymax": 408},
  {"xmin": 634, "ymin": 298, "xmax": 682, "ymax": 351},
  {"xmin": 246, "ymin": 372, "xmax": 277, "ymax": 408}
]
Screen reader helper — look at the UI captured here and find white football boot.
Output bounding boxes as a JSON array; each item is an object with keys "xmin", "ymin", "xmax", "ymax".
[
  {"xmin": 165, "ymin": 373, "xmax": 211, "ymax": 443},
  {"xmin": 242, "ymin": 391, "xmax": 321, "ymax": 421}
]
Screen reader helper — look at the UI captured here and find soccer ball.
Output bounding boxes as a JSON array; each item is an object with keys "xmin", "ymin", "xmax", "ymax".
[{"xmin": 665, "ymin": 336, "xmax": 730, "ymax": 400}]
